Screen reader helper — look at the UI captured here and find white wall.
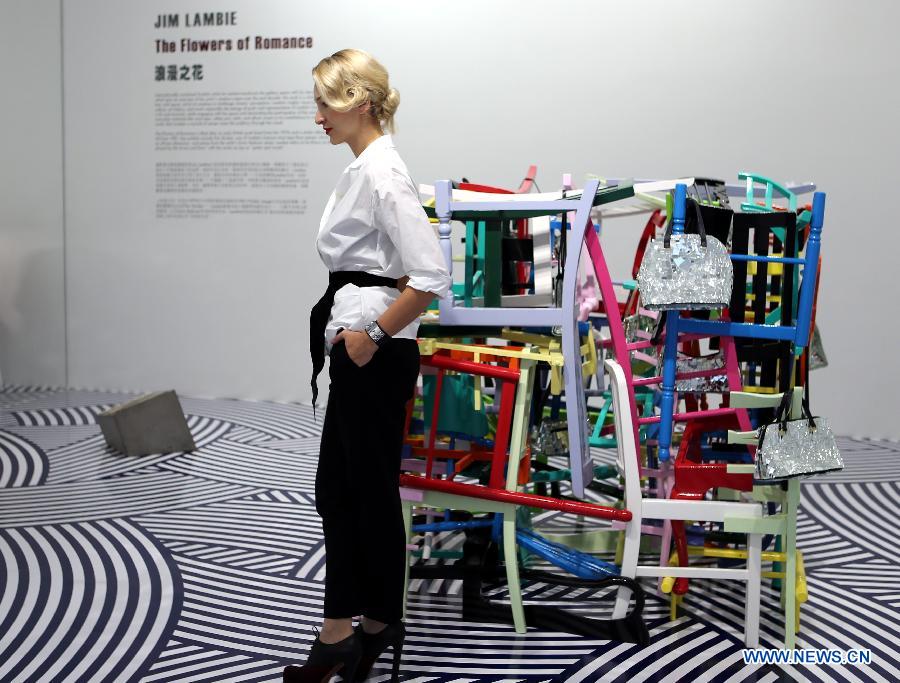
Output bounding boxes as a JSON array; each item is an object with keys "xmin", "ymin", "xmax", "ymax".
[
  {"xmin": 62, "ymin": 0, "xmax": 341, "ymax": 403},
  {"xmin": 4, "ymin": 0, "xmax": 899, "ymax": 438},
  {"xmin": 0, "ymin": 0, "xmax": 66, "ymax": 387},
  {"xmin": 326, "ymin": 0, "xmax": 900, "ymax": 439}
]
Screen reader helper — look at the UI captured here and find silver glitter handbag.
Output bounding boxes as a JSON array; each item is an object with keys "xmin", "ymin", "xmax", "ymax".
[
  {"xmin": 809, "ymin": 324, "xmax": 828, "ymax": 370},
  {"xmin": 636, "ymin": 198, "xmax": 733, "ymax": 310},
  {"xmin": 756, "ymin": 381, "xmax": 843, "ymax": 482}
]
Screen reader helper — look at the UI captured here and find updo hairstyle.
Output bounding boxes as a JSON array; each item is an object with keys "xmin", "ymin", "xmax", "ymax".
[{"xmin": 312, "ymin": 49, "xmax": 400, "ymax": 133}]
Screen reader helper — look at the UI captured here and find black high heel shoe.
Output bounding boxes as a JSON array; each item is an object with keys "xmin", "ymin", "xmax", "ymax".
[
  {"xmin": 283, "ymin": 628, "xmax": 362, "ymax": 682},
  {"xmin": 353, "ymin": 620, "xmax": 405, "ymax": 681}
]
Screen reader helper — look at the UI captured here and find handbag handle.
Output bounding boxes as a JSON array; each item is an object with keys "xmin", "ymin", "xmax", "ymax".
[
  {"xmin": 770, "ymin": 357, "xmax": 817, "ymax": 432},
  {"xmin": 801, "ymin": 353, "xmax": 816, "ymax": 429},
  {"xmin": 690, "ymin": 179, "xmax": 719, "ymax": 206},
  {"xmin": 663, "ymin": 194, "xmax": 708, "ymax": 249}
]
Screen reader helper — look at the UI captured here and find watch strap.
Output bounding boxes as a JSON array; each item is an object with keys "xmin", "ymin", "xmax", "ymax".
[{"xmin": 365, "ymin": 320, "xmax": 391, "ymax": 348}]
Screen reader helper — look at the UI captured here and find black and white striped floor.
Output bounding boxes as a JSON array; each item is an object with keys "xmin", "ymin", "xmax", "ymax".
[{"xmin": 1, "ymin": 386, "xmax": 898, "ymax": 682}]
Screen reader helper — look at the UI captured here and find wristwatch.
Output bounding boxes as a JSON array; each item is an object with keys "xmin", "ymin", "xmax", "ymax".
[{"xmin": 364, "ymin": 320, "xmax": 391, "ymax": 348}]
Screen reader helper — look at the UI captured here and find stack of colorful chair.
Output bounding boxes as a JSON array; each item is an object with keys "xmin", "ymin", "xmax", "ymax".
[{"xmin": 399, "ymin": 169, "xmax": 828, "ymax": 648}]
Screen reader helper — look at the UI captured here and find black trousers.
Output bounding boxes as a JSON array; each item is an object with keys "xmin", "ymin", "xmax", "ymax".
[{"xmin": 315, "ymin": 337, "xmax": 420, "ymax": 623}]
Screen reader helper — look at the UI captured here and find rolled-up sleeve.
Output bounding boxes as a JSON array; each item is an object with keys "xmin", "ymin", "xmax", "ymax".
[{"xmin": 373, "ymin": 172, "xmax": 453, "ymax": 298}]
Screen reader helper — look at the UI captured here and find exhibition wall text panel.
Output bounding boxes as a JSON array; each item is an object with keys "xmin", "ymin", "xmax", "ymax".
[{"xmin": 64, "ymin": 1, "xmax": 341, "ymax": 401}]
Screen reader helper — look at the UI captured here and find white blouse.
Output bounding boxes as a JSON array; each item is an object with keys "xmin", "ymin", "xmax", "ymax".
[{"xmin": 316, "ymin": 135, "xmax": 452, "ymax": 347}]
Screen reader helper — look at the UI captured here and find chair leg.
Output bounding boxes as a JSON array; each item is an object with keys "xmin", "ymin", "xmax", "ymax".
[
  {"xmin": 614, "ymin": 518, "xmax": 641, "ymax": 619},
  {"xmin": 614, "ymin": 527, "xmax": 625, "ymax": 566},
  {"xmin": 784, "ymin": 479, "xmax": 800, "ymax": 649},
  {"xmin": 670, "ymin": 593, "xmax": 681, "ymax": 620},
  {"xmin": 795, "ymin": 551, "xmax": 807, "ymax": 638},
  {"xmin": 657, "ymin": 464, "xmax": 674, "ymax": 592},
  {"xmin": 402, "ymin": 501, "xmax": 413, "ymax": 621},
  {"xmin": 658, "ymin": 518, "xmax": 673, "ymax": 591},
  {"xmin": 774, "ymin": 535, "xmax": 784, "ymax": 593},
  {"xmin": 502, "ymin": 509, "xmax": 526, "ymax": 633},
  {"xmin": 744, "ymin": 532, "xmax": 762, "ymax": 648},
  {"xmin": 670, "ymin": 517, "xmax": 691, "ymax": 595}
]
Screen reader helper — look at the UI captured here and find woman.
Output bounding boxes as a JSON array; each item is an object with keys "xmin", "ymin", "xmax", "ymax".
[{"xmin": 285, "ymin": 49, "xmax": 451, "ymax": 682}]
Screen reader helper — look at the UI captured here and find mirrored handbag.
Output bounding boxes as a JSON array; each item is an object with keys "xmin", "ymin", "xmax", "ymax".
[
  {"xmin": 531, "ymin": 419, "xmax": 569, "ymax": 458},
  {"xmin": 637, "ymin": 198, "xmax": 733, "ymax": 310},
  {"xmin": 808, "ymin": 324, "xmax": 829, "ymax": 370},
  {"xmin": 669, "ymin": 350, "xmax": 728, "ymax": 392},
  {"xmin": 755, "ymin": 380, "xmax": 843, "ymax": 482}
]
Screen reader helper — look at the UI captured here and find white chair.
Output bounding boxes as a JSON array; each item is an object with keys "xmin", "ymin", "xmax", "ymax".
[{"xmin": 605, "ymin": 358, "xmax": 763, "ymax": 647}]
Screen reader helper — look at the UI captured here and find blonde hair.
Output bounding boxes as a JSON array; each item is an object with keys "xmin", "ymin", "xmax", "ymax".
[{"xmin": 312, "ymin": 49, "xmax": 400, "ymax": 133}]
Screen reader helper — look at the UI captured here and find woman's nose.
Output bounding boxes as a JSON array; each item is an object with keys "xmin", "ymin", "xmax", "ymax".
[{"xmin": 315, "ymin": 111, "xmax": 325, "ymax": 125}]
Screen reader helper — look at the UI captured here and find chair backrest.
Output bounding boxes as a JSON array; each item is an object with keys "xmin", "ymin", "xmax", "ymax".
[
  {"xmin": 738, "ymin": 172, "xmax": 798, "ymax": 214},
  {"xmin": 604, "ymin": 358, "xmax": 643, "ymax": 510},
  {"xmin": 456, "ymin": 169, "xmax": 540, "ymax": 302},
  {"xmin": 675, "ymin": 191, "xmax": 825, "ymax": 354},
  {"xmin": 730, "ymin": 210, "xmax": 799, "ymax": 391},
  {"xmin": 731, "ymin": 210, "xmax": 798, "ymax": 316}
]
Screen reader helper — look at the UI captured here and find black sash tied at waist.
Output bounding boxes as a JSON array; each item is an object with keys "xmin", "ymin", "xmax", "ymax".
[{"xmin": 309, "ymin": 270, "xmax": 400, "ymax": 415}]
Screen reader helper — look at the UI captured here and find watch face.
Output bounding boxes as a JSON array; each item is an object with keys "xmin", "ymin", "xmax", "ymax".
[{"xmin": 366, "ymin": 322, "xmax": 385, "ymax": 343}]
